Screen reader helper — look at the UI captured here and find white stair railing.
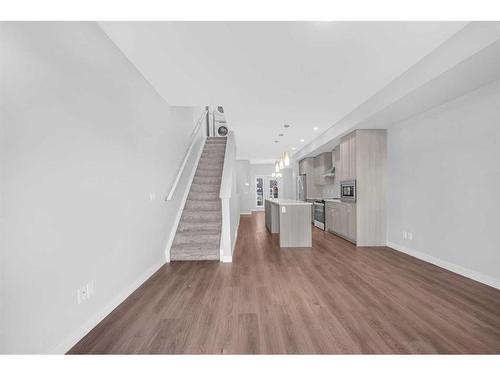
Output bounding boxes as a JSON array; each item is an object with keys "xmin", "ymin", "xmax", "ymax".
[{"xmin": 165, "ymin": 110, "xmax": 208, "ymax": 201}]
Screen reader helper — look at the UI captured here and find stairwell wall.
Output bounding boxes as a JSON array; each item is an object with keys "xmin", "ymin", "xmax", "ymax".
[{"xmin": 0, "ymin": 22, "xmax": 202, "ymax": 353}]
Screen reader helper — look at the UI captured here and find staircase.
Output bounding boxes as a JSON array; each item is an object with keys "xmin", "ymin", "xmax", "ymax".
[{"xmin": 170, "ymin": 137, "xmax": 227, "ymax": 261}]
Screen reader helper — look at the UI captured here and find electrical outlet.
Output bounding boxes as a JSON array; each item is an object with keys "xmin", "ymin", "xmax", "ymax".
[
  {"xmin": 77, "ymin": 286, "xmax": 88, "ymax": 304},
  {"xmin": 77, "ymin": 280, "xmax": 95, "ymax": 304},
  {"xmin": 281, "ymin": 206, "xmax": 286, "ymax": 213}
]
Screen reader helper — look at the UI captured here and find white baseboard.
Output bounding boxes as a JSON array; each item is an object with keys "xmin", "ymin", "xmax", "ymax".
[
  {"xmin": 240, "ymin": 211, "xmax": 252, "ymax": 215},
  {"xmin": 221, "ymin": 255, "xmax": 233, "ymax": 262},
  {"xmin": 164, "ymin": 138, "xmax": 206, "ymax": 262},
  {"xmin": 252, "ymin": 208, "xmax": 264, "ymax": 212},
  {"xmin": 50, "ymin": 260, "xmax": 165, "ymax": 354},
  {"xmin": 387, "ymin": 241, "xmax": 500, "ymax": 290}
]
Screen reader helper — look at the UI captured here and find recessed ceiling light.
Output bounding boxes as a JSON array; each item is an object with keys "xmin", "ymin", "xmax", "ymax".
[
  {"xmin": 313, "ymin": 127, "xmax": 319, "ymax": 131},
  {"xmin": 284, "ymin": 124, "xmax": 290, "ymax": 128},
  {"xmin": 292, "ymin": 147, "xmax": 296, "ymax": 150},
  {"xmin": 300, "ymin": 139, "xmax": 305, "ymax": 142}
]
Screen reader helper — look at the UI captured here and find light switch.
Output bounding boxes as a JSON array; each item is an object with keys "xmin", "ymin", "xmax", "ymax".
[{"xmin": 281, "ymin": 206, "xmax": 286, "ymax": 213}]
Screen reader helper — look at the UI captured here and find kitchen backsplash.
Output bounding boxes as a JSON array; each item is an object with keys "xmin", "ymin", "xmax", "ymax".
[{"xmin": 321, "ymin": 181, "xmax": 341, "ymax": 198}]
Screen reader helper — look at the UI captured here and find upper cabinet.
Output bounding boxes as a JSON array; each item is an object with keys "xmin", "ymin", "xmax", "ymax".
[{"xmin": 339, "ymin": 131, "xmax": 357, "ymax": 181}]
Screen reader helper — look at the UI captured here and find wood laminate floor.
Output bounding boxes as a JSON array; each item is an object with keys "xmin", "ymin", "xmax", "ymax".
[{"xmin": 69, "ymin": 212, "xmax": 500, "ymax": 354}]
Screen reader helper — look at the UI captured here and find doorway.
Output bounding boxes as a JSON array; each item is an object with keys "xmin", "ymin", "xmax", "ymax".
[{"xmin": 255, "ymin": 175, "xmax": 280, "ymax": 208}]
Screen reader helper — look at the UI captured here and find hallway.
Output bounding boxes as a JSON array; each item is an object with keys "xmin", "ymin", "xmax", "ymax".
[{"xmin": 69, "ymin": 212, "xmax": 500, "ymax": 354}]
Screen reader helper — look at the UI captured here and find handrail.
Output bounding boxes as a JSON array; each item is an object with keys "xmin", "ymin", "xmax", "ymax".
[{"xmin": 165, "ymin": 109, "xmax": 208, "ymax": 201}]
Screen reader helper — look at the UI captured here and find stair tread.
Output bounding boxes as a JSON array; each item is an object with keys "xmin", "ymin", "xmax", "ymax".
[
  {"xmin": 176, "ymin": 227, "xmax": 220, "ymax": 234},
  {"xmin": 171, "ymin": 243, "xmax": 219, "ymax": 253},
  {"xmin": 181, "ymin": 211, "xmax": 222, "ymax": 220},
  {"xmin": 182, "ymin": 210, "xmax": 221, "ymax": 215},
  {"xmin": 178, "ymin": 220, "xmax": 222, "ymax": 231},
  {"xmin": 173, "ymin": 235, "xmax": 220, "ymax": 246},
  {"xmin": 184, "ymin": 201, "xmax": 221, "ymax": 211},
  {"xmin": 170, "ymin": 252, "xmax": 219, "ymax": 261},
  {"xmin": 171, "ymin": 244, "xmax": 219, "ymax": 251}
]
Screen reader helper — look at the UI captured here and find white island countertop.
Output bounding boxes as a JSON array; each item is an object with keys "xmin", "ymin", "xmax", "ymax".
[{"xmin": 265, "ymin": 198, "xmax": 312, "ymax": 206}]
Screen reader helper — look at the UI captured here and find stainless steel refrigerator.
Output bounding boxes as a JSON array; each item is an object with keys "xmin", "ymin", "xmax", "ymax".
[{"xmin": 296, "ymin": 174, "xmax": 306, "ymax": 201}]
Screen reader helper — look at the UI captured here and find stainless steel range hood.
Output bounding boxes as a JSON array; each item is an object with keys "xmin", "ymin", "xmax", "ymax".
[{"xmin": 322, "ymin": 166, "xmax": 335, "ymax": 177}]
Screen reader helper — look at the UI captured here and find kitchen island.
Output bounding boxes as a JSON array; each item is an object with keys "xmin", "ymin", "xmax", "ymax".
[{"xmin": 264, "ymin": 198, "xmax": 312, "ymax": 247}]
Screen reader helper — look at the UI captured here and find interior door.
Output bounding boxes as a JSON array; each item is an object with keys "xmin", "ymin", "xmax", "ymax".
[
  {"xmin": 255, "ymin": 176, "xmax": 264, "ymax": 208},
  {"xmin": 256, "ymin": 175, "xmax": 280, "ymax": 208}
]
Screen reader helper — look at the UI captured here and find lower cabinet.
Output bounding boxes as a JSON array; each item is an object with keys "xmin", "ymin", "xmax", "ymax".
[
  {"xmin": 326, "ymin": 201, "xmax": 356, "ymax": 244},
  {"xmin": 325, "ymin": 205, "xmax": 333, "ymax": 232},
  {"xmin": 345, "ymin": 202, "xmax": 357, "ymax": 243}
]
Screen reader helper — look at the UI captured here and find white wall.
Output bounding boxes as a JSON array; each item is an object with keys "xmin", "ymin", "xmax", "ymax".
[
  {"xmin": 0, "ymin": 22, "xmax": 201, "ymax": 353},
  {"xmin": 235, "ymin": 162, "xmax": 280, "ymax": 212},
  {"xmin": 387, "ymin": 79, "xmax": 500, "ymax": 288},
  {"xmin": 235, "ymin": 160, "xmax": 252, "ymax": 213}
]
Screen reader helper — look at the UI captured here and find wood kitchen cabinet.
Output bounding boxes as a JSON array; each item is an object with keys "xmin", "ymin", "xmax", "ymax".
[
  {"xmin": 325, "ymin": 202, "xmax": 332, "ymax": 231},
  {"xmin": 325, "ymin": 201, "xmax": 336, "ymax": 234},
  {"xmin": 327, "ymin": 201, "xmax": 356, "ymax": 243},
  {"xmin": 339, "ymin": 131, "xmax": 357, "ymax": 181},
  {"xmin": 345, "ymin": 202, "xmax": 357, "ymax": 242},
  {"xmin": 324, "ymin": 130, "xmax": 387, "ymax": 246}
]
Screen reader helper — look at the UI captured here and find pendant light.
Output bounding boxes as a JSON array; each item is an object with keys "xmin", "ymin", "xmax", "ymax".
[{"xmin": 283, "ymin": 151, "xmax": 290, "ymax": 167}]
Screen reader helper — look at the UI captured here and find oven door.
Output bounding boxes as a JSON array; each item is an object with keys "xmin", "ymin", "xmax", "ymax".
[{"xmin": 313, "ymin": 203, "xmax": 325, "ymax": 230}]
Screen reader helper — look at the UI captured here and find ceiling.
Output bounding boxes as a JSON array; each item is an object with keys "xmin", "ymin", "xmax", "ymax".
[{"xmin": 99, "ymin": 21, "xmax": 466, "ymax": 162}]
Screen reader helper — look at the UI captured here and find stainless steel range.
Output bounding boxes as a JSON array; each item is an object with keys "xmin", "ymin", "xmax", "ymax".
[{"xmin": 313, "ymin": 199, "xmax": 325, "ymax": 230}]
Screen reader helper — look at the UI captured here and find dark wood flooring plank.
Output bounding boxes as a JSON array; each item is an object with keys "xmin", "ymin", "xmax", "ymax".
[{"xmin": 68, "ymin": 212, "xmax": 500, "ymax": 354}]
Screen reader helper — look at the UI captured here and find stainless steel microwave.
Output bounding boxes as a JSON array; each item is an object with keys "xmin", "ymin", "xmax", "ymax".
[{"xmin": 340, "ymin": 180, "xmax": 356, "ymax": 202}]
